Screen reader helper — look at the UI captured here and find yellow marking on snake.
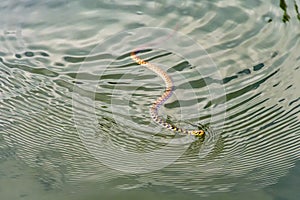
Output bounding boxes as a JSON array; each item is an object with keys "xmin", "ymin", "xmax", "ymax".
[{"xmin": 131, "ymin": 51, "xmax": 205, "ymax": 137}]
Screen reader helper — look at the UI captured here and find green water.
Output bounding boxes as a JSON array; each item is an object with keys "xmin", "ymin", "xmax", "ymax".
[{"xmin": 0, "ymin": 0, "xmax": 299, "ymax": 199}]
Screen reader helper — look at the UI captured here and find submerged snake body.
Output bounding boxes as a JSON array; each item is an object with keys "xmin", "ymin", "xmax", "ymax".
[{"xmin": 131, "ymin": 51, "xmax": 205, "ymax": 137}]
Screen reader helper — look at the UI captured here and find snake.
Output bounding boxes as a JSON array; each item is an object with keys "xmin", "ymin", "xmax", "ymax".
[{"xmin": 131, "ymin": 50, "xmax": 205, "ymax": 137}]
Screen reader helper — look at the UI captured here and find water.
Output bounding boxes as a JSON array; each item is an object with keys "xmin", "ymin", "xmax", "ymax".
[{"xmin": 0, "ymin": 0, "xmax": 299, "ymax": 199}]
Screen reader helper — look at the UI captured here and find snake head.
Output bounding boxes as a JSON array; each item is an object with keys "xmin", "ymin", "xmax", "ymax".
[{"xmin": 190, "ymin": 130, "xmax": 205, "ymax": 137}]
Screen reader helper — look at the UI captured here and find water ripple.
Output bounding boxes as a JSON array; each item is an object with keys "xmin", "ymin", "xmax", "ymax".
[{"xmin": 0, "ymin": 0, "xmax": 299, "ymax": 197}]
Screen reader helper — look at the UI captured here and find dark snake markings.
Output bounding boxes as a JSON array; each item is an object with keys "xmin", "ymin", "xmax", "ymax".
[{"xmin": 131, "ymin": 50, "xmax": 205, "ymax": 137}]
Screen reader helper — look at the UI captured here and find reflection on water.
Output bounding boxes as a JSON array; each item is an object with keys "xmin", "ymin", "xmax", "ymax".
[
  {"xmin": 279, "ymin": 0, "xmax": 300, "ymax": 22},
  {"xmin": 0, "ymin": 0, "xmax": 299, "ymax": 199}
]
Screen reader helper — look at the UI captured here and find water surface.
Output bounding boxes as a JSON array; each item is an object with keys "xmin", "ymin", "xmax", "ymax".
[{"xmin": 0, "ymin": 0, "xmax": 299, "ymax": 199}]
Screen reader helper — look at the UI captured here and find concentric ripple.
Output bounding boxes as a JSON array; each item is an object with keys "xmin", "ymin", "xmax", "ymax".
[
  {"xmin": 0, "ymin": 0, "xmax": 299, "ymax": 197},
  {"xmin": 72, "ymin": 27, "xmax": 225, "ymax": 174}
]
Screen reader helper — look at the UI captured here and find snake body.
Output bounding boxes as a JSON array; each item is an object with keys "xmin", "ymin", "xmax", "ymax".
[{"xmin": 131, "ymin": 51, "xmax": 205, "ymax": 137}]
